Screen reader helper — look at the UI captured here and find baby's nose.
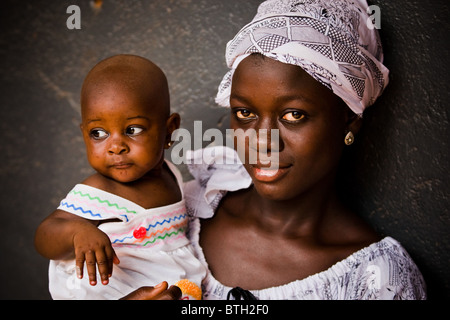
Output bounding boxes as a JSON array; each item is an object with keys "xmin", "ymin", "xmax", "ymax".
[{"xmin": 108, "ymin": 137, "xmax": 129, "ymax": 154}]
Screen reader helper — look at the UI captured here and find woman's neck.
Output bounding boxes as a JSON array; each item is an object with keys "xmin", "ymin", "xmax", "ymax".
[{"xmin": 242, "ymin": 180, "xmax": 345, "ymax": 240}]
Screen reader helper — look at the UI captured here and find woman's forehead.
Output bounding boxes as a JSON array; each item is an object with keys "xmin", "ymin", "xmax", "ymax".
[{"xmin": 232, "ymin": 55, "xmax": 332, "ymax": 99}]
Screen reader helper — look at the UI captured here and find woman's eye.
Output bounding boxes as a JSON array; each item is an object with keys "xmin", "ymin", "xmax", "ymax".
[
  {"xmin": 235, "ymin": 109, "xmax": 256, "ymax": 119},
  {"xmin": 90, "ymin": 129, "xmax": 108, "ymax": 140},
  {"xmin": 126, "ymin": 126, "xmax": 144, "ymax": 136},
  {"xmin": 282, "ymin": 111, "xmax": 305, "ymax": 122}
]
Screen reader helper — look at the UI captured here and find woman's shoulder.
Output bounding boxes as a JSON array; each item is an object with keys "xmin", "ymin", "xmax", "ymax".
[
  {"xmin": 259, "ymin": 236, "xmax": 428, "ymax": 300},
  {"xmin": 341, "ymin": 236, "xmax": 427, "ymax": 299},
  {"xmin": 184, "ymin": 146, "xmax": 252, "ymax": 218}
]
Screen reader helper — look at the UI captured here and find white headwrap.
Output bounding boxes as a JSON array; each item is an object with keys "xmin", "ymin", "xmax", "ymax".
[{"xmin": 215, "ymin": 0, "xmax": 389, "ymax": 115}]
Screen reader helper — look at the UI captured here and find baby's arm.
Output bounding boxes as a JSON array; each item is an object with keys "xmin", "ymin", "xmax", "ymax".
[{"xmin": 34, "ymin": 209, "xmax": 119, "ymax": 286}]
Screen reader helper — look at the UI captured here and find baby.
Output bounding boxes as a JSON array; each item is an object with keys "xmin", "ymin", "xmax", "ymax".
[{"xmin": 35, "ymin": 54, "xmax": 205, "ymax": 299}]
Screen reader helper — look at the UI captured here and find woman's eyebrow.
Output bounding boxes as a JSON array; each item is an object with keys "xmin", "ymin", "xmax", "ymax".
[
  {"xmin": 230, "ymin": 93, "xmax": 251, "ymax": 104},
  {"xmin": 274, "ymin": 94, "xmax": 314, "ymax": 104},
  {"xmin": 230, "ymin": 92, "xmax": 313, "ymax": 104}
]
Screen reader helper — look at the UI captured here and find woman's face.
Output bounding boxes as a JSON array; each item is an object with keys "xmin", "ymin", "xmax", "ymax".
[{"xmin": 230, "ymin": 55, "xmax": 351, "ymax": 201}]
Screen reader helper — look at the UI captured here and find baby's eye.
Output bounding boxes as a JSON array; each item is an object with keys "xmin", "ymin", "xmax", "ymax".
[
  {"xmin": 235, "ymin": 109, "xmax": 256, "ymax": 119},
  {"xmin": 90, "ymin": 129, "xmax": 108, "ymax": 140},
  {"xmin": 282, "ymin": 111, "xmax": 305, "ymax": 122},
  {"xmin": 126, "ymin": 126, "xmax": 144, "ymax": 136}
]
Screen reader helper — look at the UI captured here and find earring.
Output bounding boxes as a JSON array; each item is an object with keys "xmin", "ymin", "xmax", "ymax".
[
  {"xmin": 167, "ymin": 141, "xmax": 173, "ymax": 147},
  {"xmin": 344, "ymin": 131, "xmax": 354, "ymax": 145}
]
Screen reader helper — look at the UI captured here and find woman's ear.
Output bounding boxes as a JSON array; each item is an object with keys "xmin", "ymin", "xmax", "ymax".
[{"xmin": 165, "ymin": 113, "xmax": 181, "ymax": 148}]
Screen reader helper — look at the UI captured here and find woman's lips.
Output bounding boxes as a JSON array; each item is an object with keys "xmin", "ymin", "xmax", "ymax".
[{"xmin": 250, "ymin": 164, "xmax": 291, "ymax": 182}]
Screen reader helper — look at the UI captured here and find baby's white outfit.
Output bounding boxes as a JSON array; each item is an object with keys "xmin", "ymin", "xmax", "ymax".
[{"xmin": 48, "ymin": 161, "xmax": 205, "ymax": 300}]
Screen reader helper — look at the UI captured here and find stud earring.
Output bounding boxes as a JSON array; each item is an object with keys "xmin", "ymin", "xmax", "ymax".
[
  {"xmin": 167, "ymin": 141, "xmax": 173, "ymax": 147},
  {"xmin": 344, "ymin": 131, "xmax": 354, "ymax": 145}
]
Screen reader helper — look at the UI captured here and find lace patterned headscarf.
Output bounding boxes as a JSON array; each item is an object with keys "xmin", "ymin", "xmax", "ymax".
[{"xmin": 215, "ymin": 0, "xmax": 389, "ymax": 115}]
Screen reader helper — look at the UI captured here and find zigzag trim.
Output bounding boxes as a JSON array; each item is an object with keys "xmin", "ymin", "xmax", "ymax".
[
  {"xmin": 112, "ymin": 227, "xmax": 186, "ymax": 246},
  {"xmin": 60, "ymin": 202, "xmax": 102, "ymax": 218},
  {"xmin": 112, "ymin": 235, "xmax": 134, "ymax": 244},
  {"xmin": 112, "ymin": 233, "xmax": 187, "ymax": 248},
  {"xmin": 144, "ymin": 214, "xmax": 187, "ymax": 229},
  {"xmin": 110, "ymin": 214, "xmax": 187, "ymax": 241},
  {"xmin": 141, "ymin": 228, "xmax": 186, "ymax": 247},
  {"xmin": 133, "ymin": 222, "xmax": 187, "ymax": 244},
  {"xmin": 106, "ymin": 208, "xmax": 186, "ymax": 238},
  {"xmin": 64, "ymin": 195, "xmax": 130, "ymax": 222},
  {"xmin": 70, "ymin": 190, "xmax": 137, "ymax": 214}
]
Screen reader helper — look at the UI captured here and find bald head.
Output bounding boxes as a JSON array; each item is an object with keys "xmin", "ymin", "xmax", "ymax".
[{"xmin": 81, "ymin": 54, "xmax": 170, "ymax": 118}]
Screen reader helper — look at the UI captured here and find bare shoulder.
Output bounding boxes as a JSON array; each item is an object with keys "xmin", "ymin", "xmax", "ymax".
[
  {"xmin": 219, "ymin": 187, "xmax": 252, "ymax": 217},
  {"xmin": 324, "ymin": 206, "xmax": 381, "ymax": 248},
  {"xmin": 81, "ymin": 173, "xmax": 114, "ymax": 190}
]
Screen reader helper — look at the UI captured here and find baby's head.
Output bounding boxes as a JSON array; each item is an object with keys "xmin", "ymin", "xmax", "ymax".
[{"xmin": 80, "ymin": 54, "xmax": 180, "ymax": 183}]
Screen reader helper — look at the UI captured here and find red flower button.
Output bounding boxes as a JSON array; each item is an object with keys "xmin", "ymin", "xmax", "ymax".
[{"xmin": 133, "ymin": 227, "xmax": 146, "ymax": 239}]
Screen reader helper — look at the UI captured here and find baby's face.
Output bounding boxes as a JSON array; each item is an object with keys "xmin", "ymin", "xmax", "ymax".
[{"xmin": 80, "ymin": 82, "xmax": 168, "ymax": 183}]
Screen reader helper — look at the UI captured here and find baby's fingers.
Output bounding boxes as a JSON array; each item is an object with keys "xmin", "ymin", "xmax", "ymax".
[
  {"xmin": 75, "ymin": 251, "xmax": 98, "ymax": 285},
  {"xmin": 96, "ymin": 249, "xmax": 114, "ymax": 285},
  {"xmin": 75, "ymin": 255, "xmax": 85, "ymax": 280},
  {"xmin": 85, "ymin": 250, "xmax": 98, "ymax": 286},
  {"xmin": 105, "ymin": 246, "xmax": 120, "ymax": 276}
]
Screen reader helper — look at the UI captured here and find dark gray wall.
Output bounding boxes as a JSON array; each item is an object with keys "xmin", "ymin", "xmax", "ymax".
[{"xmin": 0, "ymin": 0, "xmax": 448, "ymax": 299}]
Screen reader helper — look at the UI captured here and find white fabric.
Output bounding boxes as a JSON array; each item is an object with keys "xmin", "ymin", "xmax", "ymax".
[
  {"xmin": 215, "ymin": 0, "xmax": 389, "ymax": 115},
  {"xmin": 49, "ymin": 161, "xmax": 206, "ymax": 300},
  {"xmin": 184, "ymin": 146, "xmax": 427, "ymax": 300}
]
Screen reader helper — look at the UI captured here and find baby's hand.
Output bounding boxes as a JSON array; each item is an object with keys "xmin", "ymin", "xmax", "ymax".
[{"xmin": 72, "ymin": 224, "xmax": 120, "ymax": 286}]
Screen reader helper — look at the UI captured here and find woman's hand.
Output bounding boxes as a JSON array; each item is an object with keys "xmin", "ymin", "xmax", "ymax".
[{"xmin": 120, "ymin": 282, "xmax": 182, "ymax": 300}]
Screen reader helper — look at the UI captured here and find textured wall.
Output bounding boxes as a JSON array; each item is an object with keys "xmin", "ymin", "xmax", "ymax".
[
  {"xmin": 0, "ymin": 0, "xmax": 448, "ymax": 299},
  {"xmin": 340, "ymin": 0, "xmax": 450, "ymax": 300}
]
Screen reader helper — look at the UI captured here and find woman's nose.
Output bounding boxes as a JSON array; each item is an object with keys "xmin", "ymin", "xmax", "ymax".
[
  {"xmin": 253, "ymin": 128, "xmax": 281, "ymax": 153},
  {"xmin": 251, "ymin": 118, "xmax": 282, "ymax": 153}
]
